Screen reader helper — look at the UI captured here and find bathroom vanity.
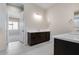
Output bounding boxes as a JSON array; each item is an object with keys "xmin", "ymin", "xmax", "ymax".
[
  {"xmin": 54, "ymin": 32, "xmax": 79, "ymax": 55},
  {"xmin": 28, "ymin": 31, "xmax": 50, "ymax": 46}
]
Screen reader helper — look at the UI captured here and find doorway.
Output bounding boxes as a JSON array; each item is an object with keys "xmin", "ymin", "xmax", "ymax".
[{"xmin": 7, "ymin": 3, "xmax": 25, "ymax": 45}]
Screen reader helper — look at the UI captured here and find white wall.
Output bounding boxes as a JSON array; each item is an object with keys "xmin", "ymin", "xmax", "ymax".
[
  {"xmin": 0, "ymin": 4, "xmax": 7, "ymax": 50},
  {"xmin": 46, "ymin": 4, "xmax": 79, "ymax": 35},
  {"xmin": 24, "ymin": 4, "xmax": 49, "ymax": 32},
  {"xmin": 24, "ymin": 4, "xmax": 49, "ymax": 44}
]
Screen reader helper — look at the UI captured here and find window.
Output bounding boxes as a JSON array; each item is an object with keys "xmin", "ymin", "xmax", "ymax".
[
  {"xmin": 13, "ymin": 22, "xmax": 18, "ymax": 30},
  {"xmin": 8, "ymin": 21, "xmax": 18, "ymax": 30},
  {"xmin": 8, "ymin": 21, "xmax": 13, "ymax": 30},
  {"xmin": 74, "ymin": 16, "xmax": 79, "ymax": 27}
]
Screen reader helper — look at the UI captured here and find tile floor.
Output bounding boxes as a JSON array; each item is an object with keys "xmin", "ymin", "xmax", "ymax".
[{"xmin": 0, "ymin": 40, "xmax": 53, "ymax": 55}]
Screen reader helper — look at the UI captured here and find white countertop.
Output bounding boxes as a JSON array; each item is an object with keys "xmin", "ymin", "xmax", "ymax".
[
  {"xmin": 54, "ymin": 32, "xmax": 79, "ymax": 43},
  {"xmin": 27, "ymin": 29, "xmax": 50, "ymax": 33}
]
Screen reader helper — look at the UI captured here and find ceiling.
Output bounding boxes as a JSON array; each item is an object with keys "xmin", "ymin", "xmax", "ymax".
[
  {"xmin": 7, "ymin": 3, "xmax": 55, "ymax": 9},
  {"xmin": 7, "ymin": 3, "xmax": 24, "ymax": 7},
  {"xmin": 35, "ymin": 3, "xmax": 55, "ymax": 9},
  {"xmin": 7, "ymin": 3, "xmax": 24, "ymax": 10}
]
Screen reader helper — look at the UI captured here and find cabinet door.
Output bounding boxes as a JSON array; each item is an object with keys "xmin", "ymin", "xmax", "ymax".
[
  {"xmin": 54, "ymin": 38, "xmax": 79, "ymax": 55},
  {"xmin": 28, "ymin": 33, "xmax": 41, "ymax": 45},
  {"xmin": 40, "ymin": 32, "xmax": 50, "ymax": 42},
  {"xmin": 31, "ymin": 33, "xmax": 41, "ymax": 44}
]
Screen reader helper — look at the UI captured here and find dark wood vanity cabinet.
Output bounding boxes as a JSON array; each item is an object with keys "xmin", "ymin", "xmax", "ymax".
[
  {"xmin": 28, "ymin": 32, "xmax": 50, "ymax": 46},
  {"xmin": 54, "ymin": 38, "xmax": 79, "ymax": 55}
]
